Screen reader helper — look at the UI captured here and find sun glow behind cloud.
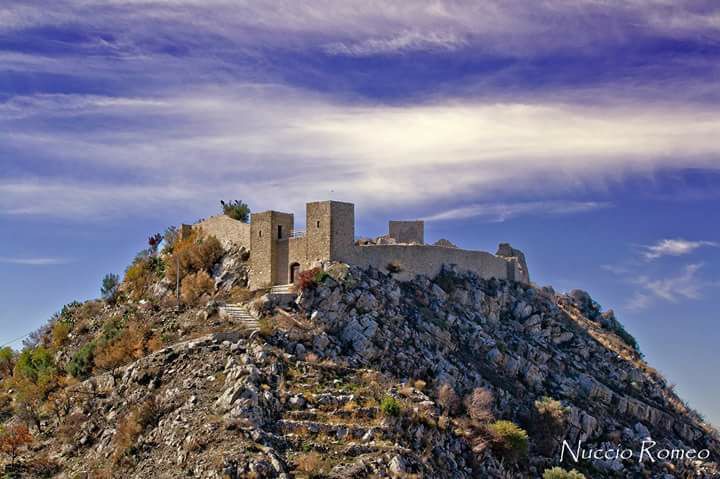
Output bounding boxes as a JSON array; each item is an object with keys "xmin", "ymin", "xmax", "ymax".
[{"xmin": 2, "ymin": 87, "xmax": 720, "ymax": 220}]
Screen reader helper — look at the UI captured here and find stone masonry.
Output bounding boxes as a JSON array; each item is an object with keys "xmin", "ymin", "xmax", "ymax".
[{"xmin": 194, "ymin": 200, "xmax": 530, "ymax": 290}]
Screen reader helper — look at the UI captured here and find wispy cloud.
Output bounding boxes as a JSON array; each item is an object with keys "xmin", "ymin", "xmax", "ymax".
[
  {"xmin": 642, "ymin": 238, "xmax": 718, "ymax": 260},
  {"xmin": 422, "ymin": 201, "xmax": 610, "ymax": 222},
  {"xmin": 0, "ymin": 256, "xmax": 71, "ymax": 266},
  {"xmin": 2, "ymin": 87, "xmax": 720, "ymax": 220},
  {"xmin": 324, "ymin": 31, "xmax": 466, "ymax": 57},
  {"xmin": 624, "ymin": 263, "xmax": 714, "ymax": 311}
]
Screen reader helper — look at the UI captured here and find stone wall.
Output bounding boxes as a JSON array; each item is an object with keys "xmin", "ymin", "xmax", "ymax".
[
  {"xmin": 388, "ymin": 220, "xmax": 424, "ymax": 244},
  {"xmin": 343, "ymin": 244, "xmax": 519, "ymax": 281},
  {"xmin": 194, "ymin": 215, "xmax": 251, "ymax": 248}
]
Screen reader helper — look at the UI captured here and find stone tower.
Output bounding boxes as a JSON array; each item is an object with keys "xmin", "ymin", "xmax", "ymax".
[
  {"xmin": 249, "ymin": 210, "xmax": 293, "ymax": 289},
  {"xmin": 305, "ymin": 201, "xmax": 355, "ymax": 264}
]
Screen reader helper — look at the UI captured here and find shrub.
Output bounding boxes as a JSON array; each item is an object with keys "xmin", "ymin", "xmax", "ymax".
[
  {"xmin": 543, "ymin": 466, "xmax": 586, "ymax": 479},
  {"xmin": 465, "ymin": 387, "xmax": 494, "ymax": 423},
  {"xmin": 14, "ymin": 347, "xmax": 55, "ymax": 385},
  {"xmin": 66, "ymin": 341, "xmax": 96, "ymax": 379},
  {"xmin": 51, "ymin": 321, "xmax": 72, "ymax": 349},
  {"xmin": 220, "ymin": 199, "xmax": 251, "ymax": 222},
  {"xmin": 295, "ymin": 451, "xmax": 323, "ymax": 474},
  {"xmin": 180, "ymin": 271, "xmax": 215, "ymax": 305},
  {"xmin": 161, "ymin": 226, "xmax": 179, "ymax": 254},
  {"xmin": 0, "ymin": 423, "xmax": 33, "ymax": 466},
  {"xmin": 294, "ymin": 267, "xmax": 329, "ymax": 291},
  {"xmin": 112, "ymin": 398, "xmax": 159, "ymax": 464},
  {"xmin": 0, "ymin": 347, "xmax": 14, "ymax": 378},
  {"xmin": 101, "ymin": 273, "xmax": 120, "ymax": 303},
  {"xmin": 437, "ymin": 383, "xmax": 460, "ymax": 415},
  {"xmin": 616, "ymin": 323, "xmax": 641, "ymax": 354},
  {"xmin": 533, "ymin": 397, "xmax": 569, "ymax": 455},
  {"xmin": 94, "ymin": 323, "xmax": 145, "ymax": 374},
  {"xmin": 147, "ymin": 233, "xmax": 163, "ymax": 253},
  {"xmin": 165, "ymin": 230, "xmax": 223, "ymax": 285},
  {"xmin": 386, "ymin": 261, "xmax": 402, "ymax": 274},
  {"xmin": 487, "ymin": 420, "xmax": 528, "ymax": 463},
  {"xmin": 124, "ymin": 257, "xmax": 156, "ymax": 301},
  {"xmin": 380, "ymin": 396, "xmax": 401, "ymax": 417}
]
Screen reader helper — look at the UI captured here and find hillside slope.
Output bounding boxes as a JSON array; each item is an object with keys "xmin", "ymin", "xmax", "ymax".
[{"xmin": 0, "ymin": 241, "xmax": 718, "ymax": 478}]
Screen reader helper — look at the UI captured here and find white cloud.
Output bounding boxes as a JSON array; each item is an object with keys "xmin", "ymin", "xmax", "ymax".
[
  {"xmin": 0, "ymin": 256, "xmax": 71, "ymax": 266},
  {"xmin": 422, "ymin": 201, "xmax": 610, "ymax": 222},
  {"xmin": 2, "ymin": 86, "xmax": 720, "ymax": 219},
  {"xmin": 324, "ymin": 30, "xmax": 466, "ymax": 56},
  {"xmin": 642, "ymin": 239, "xmax": 718, "ymax": 260},
  {"xmin": 625, "ymin": 263, "xmax": 709, "ymax": 310}
]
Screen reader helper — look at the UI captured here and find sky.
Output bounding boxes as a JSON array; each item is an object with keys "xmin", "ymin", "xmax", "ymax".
[{"xmin": 1, "ymin": 0, "xmax": 719, "ymax": 425}]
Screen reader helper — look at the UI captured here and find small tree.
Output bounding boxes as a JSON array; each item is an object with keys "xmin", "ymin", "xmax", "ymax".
[
  {"xmin": 0, "ymin": 423, "xmax": 33, "ymax": 466},
  {"xmin": 532, "ymin": 397, "xmax": 570, "ymax": 455},
  {"xmin": 101, "ymin": 273, "xmax": 120, "ymax": 303},
  {"xmin": 221, "ymin": 200, "xmax": 250, "ymax": 222},
  {"xmin": 0, "ymin": 347, "xmax": 14, "ymax": 378},
  {"xmin": 465, "ymin": 387, "xmax": 494, "ymax": 423},
  {"xmin": 437, "ymin": 383, "xmax": 460, "ymax": 415},
  {"xmin": 487, "ymin": 420, "xmax": 529, "ymax": 464},
  {"xmin": 147, "ymin": 233, "xmax": 163, "ymax": 254},
  {"xmin": 180, "ymin": 271, "xmax": 215, "ymax": 306}
]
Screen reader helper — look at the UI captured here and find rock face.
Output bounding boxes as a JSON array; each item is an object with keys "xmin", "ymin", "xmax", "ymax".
[{"xmin": 9, "ymin": 262, "xmax": 719, "ymax": 478}]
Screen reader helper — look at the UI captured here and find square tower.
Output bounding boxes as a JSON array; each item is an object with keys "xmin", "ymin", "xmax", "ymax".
[
  {"xmin": 249, "ymin": 210, "xmax": 294, "ymax": 289},
  {"xmin": 305, "ymin": 201, "xmax": 355, "ymax": 264}
]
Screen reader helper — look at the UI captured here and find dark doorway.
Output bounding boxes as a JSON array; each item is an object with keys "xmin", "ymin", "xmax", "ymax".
[{"xmin": 289, "ymin": 263, "xmax": 301, "ymax": 284}]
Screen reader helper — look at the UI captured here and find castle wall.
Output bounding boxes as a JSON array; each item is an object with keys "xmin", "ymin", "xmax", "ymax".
[
  {"xmin": 388, "ymin": 220, "xmax": 424, "ymax": 244},
  {"xmin": 194, "ymin": 215, "xmax": 251, "ymax": 248},
  {"xmin": 329, "ymin": 201, "xmax": 356, "ymax": 259},
  {"xmin": 246, "ymin": 200, "xmax": 527, "ymax": 288},
  {"xmin": 348, "ymin": 244, "xmax": 517, "ymax": 281}
]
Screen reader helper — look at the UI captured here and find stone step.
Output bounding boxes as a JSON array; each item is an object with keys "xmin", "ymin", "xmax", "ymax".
[
  {"xmin": 269, "ymin": 284, "xmax": 296, "ymax": 295},
  {"xmin": 220, "ymin": 304, "xmax": 259, "ymax": 331},
  {"xmin": 277, "ymin": 419, "xmax": 385, "ymax": 440}
]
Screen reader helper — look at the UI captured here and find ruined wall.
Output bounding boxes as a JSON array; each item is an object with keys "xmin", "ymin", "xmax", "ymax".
[
  {"xmin": 194, "ymin": 215, "xmax": 250, "ymax": 248},
  {"xmin": 388, "ymin": 220, "xmax": 424, "ymax": 244},
  {"xmin": 347, "ymin": 244, "xmax": 518, "ymax": 281}
]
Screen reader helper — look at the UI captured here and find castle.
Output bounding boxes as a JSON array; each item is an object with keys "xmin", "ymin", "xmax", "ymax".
[{"xmin": 193, "ymin": 200, "xmax": 530, "ymax": 290}]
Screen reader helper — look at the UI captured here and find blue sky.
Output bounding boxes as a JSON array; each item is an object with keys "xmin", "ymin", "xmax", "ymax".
[{"xmin": 1, "ymin": 0, "xmax": 719, "ymax": 424}]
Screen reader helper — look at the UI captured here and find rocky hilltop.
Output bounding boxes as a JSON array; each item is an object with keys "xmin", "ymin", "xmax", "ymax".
[{"xmin": 0, "ymin": 234, "xmax": 717, "ymax": 478}]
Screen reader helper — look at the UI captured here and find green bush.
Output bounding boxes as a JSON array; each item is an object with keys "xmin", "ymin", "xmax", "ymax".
[
  {"xmin": 532, "ymin": 396, "xmax": 570, "ymax": 455},
  {"xmin": 543, "ymin": 466, "xmax": 586, "ymax": 479},
  {"xmin": 380, "ymin": 396, "xmax": 401, "ymax": 417},
  {"xmin": 14, "ymin": 347, "xmax": 55, "ymax": 384},
  {"xmin": 487, "ymin": 420, "xmax": 528, "ymax": 463},
  {"xmin": 221, "ymin": 200, "xmax": 251, "ymax": 222},
  {"xmin": 66, "ymin": 341, "xmax": 96, "ymax": 379},
  {"xmin": 615, "ymin": 323, "xmax": 640, "ymax": 354},
  {"xmin": 101, "ymin": 273, "xmax": 121, "ymax": 303}
]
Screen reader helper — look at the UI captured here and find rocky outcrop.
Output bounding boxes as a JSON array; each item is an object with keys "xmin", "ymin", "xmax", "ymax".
[{"xmin": 6, "ymin": 260, "xmax": 718, "ymax": 478}]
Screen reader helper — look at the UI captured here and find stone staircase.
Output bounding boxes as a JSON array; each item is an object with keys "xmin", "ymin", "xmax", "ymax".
[
  {"xmin": 219, "ymin": 303, "xmax": 259, "ymax": 331},
  {"xmin": 269, "ymin": 283, "xmax": 296, "ymax": 295}
]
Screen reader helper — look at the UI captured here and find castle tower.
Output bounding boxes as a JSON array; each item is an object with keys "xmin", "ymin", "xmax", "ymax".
[
  {"xmin": 249, "ymin": 210, "xmax": 294, "ymax": 289},
  {"xmin": 305, "ymin": 201, "xmax": 355, "ymax": 264}
]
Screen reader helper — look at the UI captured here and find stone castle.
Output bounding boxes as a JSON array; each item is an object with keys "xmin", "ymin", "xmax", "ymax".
[{"xmin": 193, "ymin": 200, "xmax": 529, "ymax": 290}]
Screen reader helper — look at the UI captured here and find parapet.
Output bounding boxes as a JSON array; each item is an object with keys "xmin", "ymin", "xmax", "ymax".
[{"xmin": 388, "ymin": 220, "xmax": 424, "ymax": 244}]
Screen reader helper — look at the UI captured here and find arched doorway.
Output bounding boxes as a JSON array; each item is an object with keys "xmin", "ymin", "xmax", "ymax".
[{"xmin": 289, "ymin": 263, "xmax": 301, "ymax": 284}]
